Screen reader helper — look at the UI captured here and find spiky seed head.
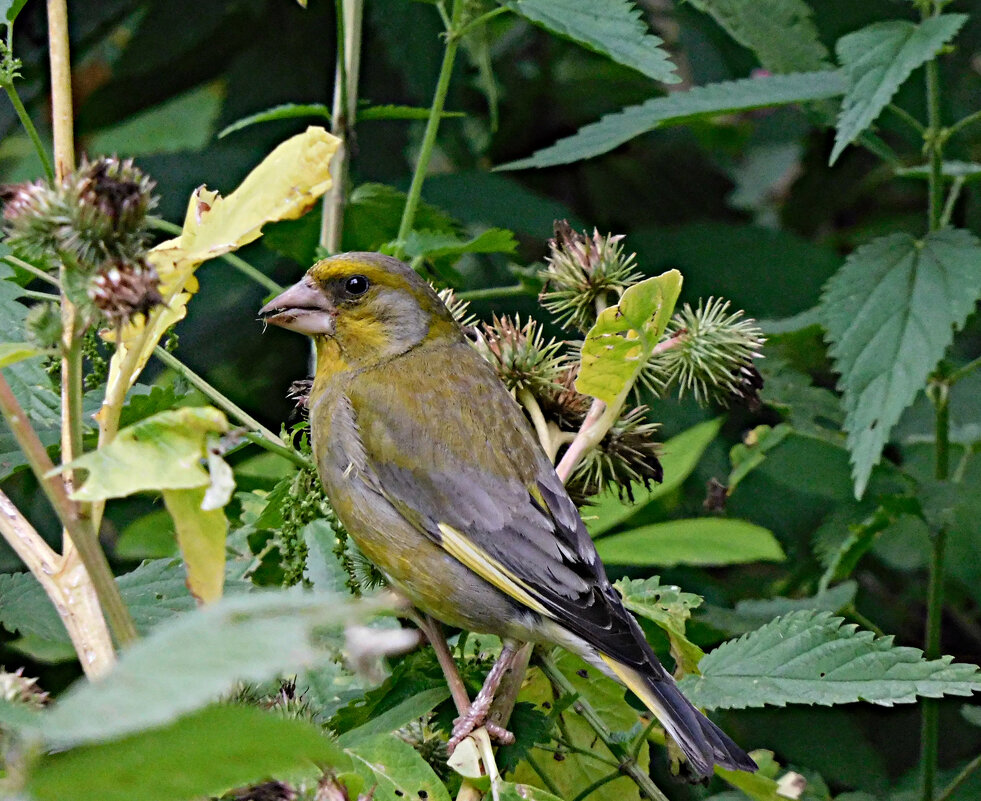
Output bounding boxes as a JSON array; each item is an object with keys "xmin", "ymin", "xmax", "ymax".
[
  {"xmin": 538, "ymin": 363, "xmax": 591, "ymax": 429},
  {"xmin": 1, "ymin": 180, "xmax": 63, "ymax": 261},
  {"xmin": 567, "ymin": 406, "xmax": 662, "ymax": 504},
  {"xmin": 654, "ymin": 297, "xmax": 765, "ymax": 408},
  {"xmin": 436, "ymin": 286, "xmax": 478, "ymax": 331},
  {"xmin": 539, "ymin": 220, "xmax": 643, "ymax": 333},
  {"xmin": 0, "ymin": 668, "xmax": 49, "ymax": 708},
  {"xmin": 25, "ymin": 301, "xmax": 63, "ymax": 350},
  {"xmin": 474, "ymin": 314, "xmax": 569, "ymax": 396},
  {"xmin": 88, "ymin": 259, "xmax": 163, "ymax": 325}
]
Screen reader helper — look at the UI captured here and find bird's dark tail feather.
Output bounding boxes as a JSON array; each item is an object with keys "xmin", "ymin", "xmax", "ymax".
[{"xmin": 601, "ymin": 655, "xmax": 757, "ymax": 778}]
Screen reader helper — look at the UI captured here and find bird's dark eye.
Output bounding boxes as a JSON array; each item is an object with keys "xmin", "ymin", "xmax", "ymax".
[{"xmin": 345, "ymin": 275, "xmax": 369, "ymax": 297}]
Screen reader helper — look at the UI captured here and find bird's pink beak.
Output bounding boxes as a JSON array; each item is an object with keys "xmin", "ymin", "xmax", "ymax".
[{"xmin": 259, "ymin": 275, "xmax": 336, "ymax": 336}]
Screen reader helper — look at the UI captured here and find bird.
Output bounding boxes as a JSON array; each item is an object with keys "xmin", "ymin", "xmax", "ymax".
[{"xmin": 259, "ymin": 252, "xmax": 757, "ymax": 779}]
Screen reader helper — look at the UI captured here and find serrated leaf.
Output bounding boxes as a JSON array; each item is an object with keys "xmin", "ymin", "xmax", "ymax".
[
  {"xmin": 576, "ymin": 270, "xmax": 681, "ymax": 405},
  {"xmin": 63, "ymin": 406, "xmax": 229, "ymax": 500},
  {"xmin": 163, "ymin": 487, "xmax": 228, "ymax": 604},
  {"xmin": 498, "ymin": 71, "xmax": 845, "ymax": 170},
  {"xmin": 820, "ymin": 230, "xmax": 981, "ymax": 497},
  {"xmin": 831, "ymin": 15, "xmax": 967, "ymax": 164},
  {"xmin": 615, "ymin": 576, "xmax": 702, "ymax": 638},
  {"xmin": 615, "ymin": 576, "xmax": 704, "ymax": 672},
  {"xmin": 401, "ymin": 227, "xmax": 517, "ymax": 260},
  {"xmin": 506, "ymin": 0, "xmax": 679, "ymax": 84},
  {"xmin": 700, "ymin": 582, "xmax": 858, "ymax": 635},
  {"xmin": 680, "ymin": 610, "xmax": 981, "ymax": 710},
  {"xmin": 345, "ymin": 734, "xmax": 452, "ymax": 801},
  {"xmin": 686, "ymin": 0, "xmax": 830, "ymax": 73},
  {"xmin": 302, "ymin": 519, "xmax": 348, "ymax": 592},
  {"xmin": 40, "ymin": 590, "xmax": 386, "ymax": 746},
  {"xmin": 596, "ymin": 518, "xmax": 785, "ymax": 567},
  {"xmin": 218, "ymin": 103, "xmax": 332, "ymax": 138},
  {"xmin": 28, "ymin": 705, "xmax": 342, "ymax": 801},
  {"xmin": 587, "ymin": 417, "xmax": 723, "ymax": 536}
]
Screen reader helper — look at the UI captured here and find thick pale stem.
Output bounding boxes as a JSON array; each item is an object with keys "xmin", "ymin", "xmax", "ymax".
[
  {"xmin": 46, "ymin": 0, "xmax": 73, "ymax": 180},
  {"xmin": 320, "ymin": 0, "xmax": 363, "ymax": 254}
]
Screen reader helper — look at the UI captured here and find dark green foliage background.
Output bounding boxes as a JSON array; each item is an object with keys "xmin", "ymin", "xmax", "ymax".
[{"xmin": 2, "ymin": 0, "xmax": 981, "ymax": 799}]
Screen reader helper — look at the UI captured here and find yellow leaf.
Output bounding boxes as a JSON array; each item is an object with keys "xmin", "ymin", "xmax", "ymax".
[
  {"xmin": 100, "ymin": 126, "xmax": 341, "ymax": 421},
  {"xmin": 163, "ymin": 486, "xmax": 229, "ymax": 604}
]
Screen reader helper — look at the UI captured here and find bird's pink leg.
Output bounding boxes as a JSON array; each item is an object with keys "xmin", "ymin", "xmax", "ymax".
[
  {"xmin": 416, "ymin": 614, "xmax": 473, "ymax": 716},
  {"xmin": 448, "ymin": 642, "xmax": 519, "ymax": 753}
]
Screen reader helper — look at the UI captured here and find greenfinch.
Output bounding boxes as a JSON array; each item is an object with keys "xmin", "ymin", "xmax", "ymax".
[{"xmin": 260, "ymin": 253, "xmax": 756, "ymax": 778}]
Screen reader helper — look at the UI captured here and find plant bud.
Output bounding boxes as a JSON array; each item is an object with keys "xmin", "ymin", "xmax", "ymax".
[{"xmin": 88, "ymin": 259, "xmax": 163, "ymax": 325}]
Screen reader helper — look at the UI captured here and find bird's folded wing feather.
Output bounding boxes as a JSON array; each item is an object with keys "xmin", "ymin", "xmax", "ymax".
[{"xmin": 346, "ymin": 344, "xmax": 653, "ymax": 671}]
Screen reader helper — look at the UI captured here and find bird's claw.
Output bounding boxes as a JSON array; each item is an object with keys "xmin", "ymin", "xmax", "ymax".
[{"xmin": 448, "ymin": 714, "xmax": 514, "ymax": 754}]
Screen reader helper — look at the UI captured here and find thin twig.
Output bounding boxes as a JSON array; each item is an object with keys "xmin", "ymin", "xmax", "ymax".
[
  {"xmin": 3, "ymin": 84, "xmax": 55, "ymax": 182},
  {"xmin": 936, "ymin": 753, "xmax": 981, "ymax": 801},
  {"xmin": 3, "ymin": 255, "xmax": 61, "ymax": 286}
]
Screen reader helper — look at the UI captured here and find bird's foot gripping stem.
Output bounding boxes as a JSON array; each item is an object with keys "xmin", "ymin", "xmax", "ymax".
[{"xmin": 448, "ymin": 643, "xmax": 519, "ymax": 754}]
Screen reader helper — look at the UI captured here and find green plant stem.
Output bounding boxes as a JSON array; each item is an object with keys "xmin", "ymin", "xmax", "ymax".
[
  {"xmin": 0, "ymin": 371, "xmax": 137, "ymax": 646},
  {"xmin": 925, "ymin": 61, "xmax": 944, "ymax": 231},
  {"xmin": 887, "ymin": 103, "xmax": 926, "ymax": 137},
  {"xmin": 3, "ymin": 255, "xmax": 61, "ymax": 286},
  {"xmin": 947, "ymin": 355, "xmax": 981, "ymax": 385},
  {"xmin": 152, "ymin": 345, "xmax": 286, "ymax": 446},
  {"xmin": 945, "ymin": 107, "xmax": 981, "ymax": 140},
  {"xmin": 922, "ymin": 384, "xmax": 950, "ymax": 801},
  {"xmin": 3, "ymin": 85, "xmax": 54, "ymax": 182},
  {"xmin": 936, "ymin": 753, "xmax": 981, "ymax": 801},
  {"xmin": 940, "ymin": 175, "xmax": 964, "ymax": 228},
  {"xmin": 455, "ymin": 5, "xmax": 510, "ymax": 38},
  {"xmin": 148, "ymin": 218, "xmax": 284, "ymax": 294},
  {"xmin": 538, "ymin": 652, "xmax": 670, "ymax": 801},
  {"xmin": 20, "ymin": 288, "xmax": 60, "ymax": 301},
  {"xmin": 571, "ymin": 769, "xmax": 622, "ymax": 801},
  {"xmin": 241, "ymin": 431, "xmax": 314, "ymax": 470},
  {"xmin": 395, "ymin": 0, "xmax": 463, "ymax": 251},
  {"xmin": 455, "ymin": 284, "xmax": 529, "ymax": 301}
]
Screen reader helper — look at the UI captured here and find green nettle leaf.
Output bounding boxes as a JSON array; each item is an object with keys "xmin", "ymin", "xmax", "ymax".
[
  {"xmin": 615, "ymin": 576, "xmax": 705, "ymax": 672},
  {"xmin": 162, "ymin": 487, "xmax": 229, "ymax": 604},
  {"xmin": 700, "ymin": 581, "xmax": 858, "ymax": 635},
  {"xmin": 40, "ymin": 590, "xmax": 384, "ymax": 746},
  {"xmin": 587, "ymin": 417, "xmax": 723, "ymax": 537},
  {"xmin": 63, "ymin": 406, "xmax": 229, "ymax": 501},
  {"xmin": 596, "ymin": 518, "xmax": 785, "ymax": 568},
  {"xmin": 680, "ymin": 610, "xmax": 981, "ymax": 710},
  {"xmin": 219, "ymin": 103, "xmax": 332, "ymax": 138},
  {"xmin": 345, "ymin": 734, "xmax": 452, "ymax": 801},
  {"xmin": 400, "ymin": 227, "xmax": 518, "ymax": 260},
  {"xmin": 831, "ymin": 15, "xmax": 968, "ymax": 164},
  {"xmin": 576, "ymin": 270, "xmax": 682, "ymax": 405},
  {"xmin": 685, "ymin": 0, "xmax": 830, "ymax": 73},
  {"xmin": 1, "ymin": 0, "xmax": 29, "ymax": 24},
  {"xmin": 505, "ymin": 0, "xmax": 679, "ymax": 84},
  {"xmin": 820, "ymin": 230, "xmax": 981, "ymax": 497},
  {"xmin": 498, "ymin": 71, "xmax": 845, "ymax": 170},
  {"xmin": 498, "ymin": 784, "xmax": 566, "ymax": 801},
  {"xmin": 27, "ymin": 705, "xmax": 343, "ymax": 801}
]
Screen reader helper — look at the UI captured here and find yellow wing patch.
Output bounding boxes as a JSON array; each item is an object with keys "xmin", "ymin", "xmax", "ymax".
[{"xmin": 437, "ymin": 523, "xmax": 555, "ymax": 619}]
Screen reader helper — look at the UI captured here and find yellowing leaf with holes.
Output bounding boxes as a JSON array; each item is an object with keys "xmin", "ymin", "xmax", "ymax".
[
  {"xmin": 64, "ymin": 407, "xmax": 229, "ymax": 501},
  {"xmin": 576, "ymin": 270, "xmax": 682, "ymax": 404},
  {"xmin": 99, "ymin": 126, "xmax": 340, "ymax": 420}
]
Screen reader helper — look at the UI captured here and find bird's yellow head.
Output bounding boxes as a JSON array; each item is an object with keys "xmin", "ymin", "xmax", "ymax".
[{"xmin": 259, "ymin": 252, "xmax": 460, "ymax": 371}]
